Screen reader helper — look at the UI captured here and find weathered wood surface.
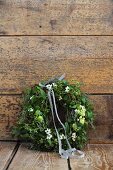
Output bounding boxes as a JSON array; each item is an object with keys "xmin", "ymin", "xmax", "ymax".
[
  {"xmin": 89, "ymin": 95, "xmax": 113, "ymax": 143},
  {"xmin": 0, "ymin": 0, "xmax": 113, "ymax": 35},
  {"xmin": 0, "ymin": 142, "xmax": 16, "ymax": 170},
  {"xmin": 8, "ymin": 143, "xmax": 68, "ymax": 170},
  {"xmin": 0, "ymin": 95, "xmax": 113, "ymax": 142},
  {"xmin": 1, "ymin": 36, "xmax": 113, "ymax": 94},
  {"xmin": 0, "ymin": 143, "xmax": 112, "ymax": 170},
  {"xmin": 70, "ymin": 144, "xmax": 113, "ymax": 170},
  {"xmin": 0, "ymin": 95, "xmax": 21, "ymax": 140}
]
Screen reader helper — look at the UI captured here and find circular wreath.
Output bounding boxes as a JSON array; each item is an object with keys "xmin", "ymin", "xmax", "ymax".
[{"xmin": 12, "ymin": 79, "xmax": 94, "ymax": 151}]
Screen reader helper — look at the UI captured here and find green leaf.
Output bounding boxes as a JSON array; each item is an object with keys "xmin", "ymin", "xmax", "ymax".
[
  {"xmin": 81, "ymin": 96, "xmax": 86, "ymax": 104},
  {"xmin": 72, "ymin": 123, "xmax": 77, "ymax": 131},
  {"xmin": 87, "ymin": 111, "xmax": 93, "ymax": 119},
  {"xmin": 35, "ymin": 110, "xmax": 42, "ymax": 115},
  {"xmin": 47, "ymin": 139, "xmax": 52, "ymax": 146},
  {"xmin": 70, "ymin": 105, "xmax": 76, "ymax": 109}
]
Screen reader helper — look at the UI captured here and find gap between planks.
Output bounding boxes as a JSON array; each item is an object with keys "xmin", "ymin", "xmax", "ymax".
[
  {"xmin": 1, "ymin": 93, "xmax": 113, "ymax": 96},
  {"xmin": 67, "ymin": 158, "xmax": 72, "ymax": 170},
  {"xmin": 0, "ymin": 35, "xmax": 113, "ymax": 37},
  {"xmin": 7, "ymin": 143, "xmax": 69, "ymax": 170},
  {"xmin": 3, "ymin": 142, "xmax": 20, "ymax": 170},
  {"xmin": 3, "ymin": 143, "xmax": 113, "ymax": 170}
]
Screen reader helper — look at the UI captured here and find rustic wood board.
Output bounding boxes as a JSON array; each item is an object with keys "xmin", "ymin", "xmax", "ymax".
[
  {"xmin": 8, "ymin": 143, "xmax": 68, "ymax": 170},
  {"xmin": 1, "ymin": 36, "xmax": 113, "ymax": 94},
  {"xmin": 0, "ymin": 0, "xmax": 113, "ymax": 35},
  {"xmin": 0, "ymin": 142, "xmax": 16, "ymax": 170},
  {"xmin": 0, "ymin": 95, "xmax": 21, "ymax": 140},
  {"xmin": 88, "ymin": 95, "xmax": 113, "ymax": 143},
  {"xmin": 70, "ymin": 144, "xmax": 113, "ymax": 170},
  {"xmin": 0, "ymin": 94, "xmax": 113, "ymax": 142}
]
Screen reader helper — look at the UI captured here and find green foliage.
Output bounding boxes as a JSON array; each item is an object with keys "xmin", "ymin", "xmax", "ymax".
[{"xmin": 12, "ymin": 79, "xmax": 94, "ymax": 151}]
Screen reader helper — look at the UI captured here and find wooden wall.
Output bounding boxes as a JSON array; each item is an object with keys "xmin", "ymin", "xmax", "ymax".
[{"xmin": 0, "ymin": 0, "xmax": 113, "ymax": 143}]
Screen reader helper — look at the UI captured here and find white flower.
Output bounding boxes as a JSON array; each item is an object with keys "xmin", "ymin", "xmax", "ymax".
[
  {"xmin": 72, "ymin": 132, "xmax": 76, "ymax": 138},
  {"xmin": 45, "ymin": 128, "xmax": 51, "ymax": 134},
  {"xmin": 60, "ymin": 134, "xmax": 66, "ymax": 140},
  {"xmin": 45, "ymin": 128, "xmax": 52, "ymax": 139},
  {"xmin": 30, "ymin": 96, "xmax": 34, "ymax": 100},
  {"xmin": 74, "ymin": 109, "xmax": 80, "ymax": 114},
  {"xmin": 65, "ymin": 86, "xmax": 70, "ymax": 93},
  {"xmin": 47, "ymin": 134, "xmax": 52, "ymax": 140},
  {"xmin": 72, "ymin": 133, "xmax": 76, "ymax": 141},
  {"xmin": 72, "ymin": 138, "xmax": 76, "ymax": 141},
  {"xmin": 52, "ymin": 83, "xmax": 57, "ymax": 87},
  {"xmin": 28, "ymin": 108, "xmax": 34, "ymax": 112},
  {"xmin": 59, "ymin": 96, "xmax": 62, "ymax": 100},
  {"xmin": 46, "ymin": 84, "xmax": 52, "ymax": 90}
]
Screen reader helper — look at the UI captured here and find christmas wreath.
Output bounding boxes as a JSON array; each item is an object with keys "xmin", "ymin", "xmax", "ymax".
[{"xmin": 12, "ymin": 75, "xmax": 94, "ymax": 158}]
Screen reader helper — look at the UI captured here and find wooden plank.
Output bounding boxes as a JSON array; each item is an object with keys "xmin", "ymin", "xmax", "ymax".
[
  {"xmin": 1, "ymin": 36, "xmax": 113, "ymax": 94},
  {"xmin": 88, "ymin": 125, "xmax": 113, "ymax": 144},
  {"xmin": 8, "ymin": 143, "xmax": 68, "ymax": 170},
  {"xmin": 70, "ymin": 144, "xmax": 113, "ymax": 170},
  {"xmin": 0, "ymin": 0, "xmax": 113, "ymax": 35},
  {"xmin": 0, "ymin": 95, "xmax": 113, "ymax": 142},
  {"xmin": 0, "ymin": 95, "xmax": 21, "ymax": 140},
  {"xmin": 0, "ymin": 142, "xmax": 16, "ymax": 170},
  {"xmin": 89, "ymin": 95, "xmax": 113, "ymax": 143}
]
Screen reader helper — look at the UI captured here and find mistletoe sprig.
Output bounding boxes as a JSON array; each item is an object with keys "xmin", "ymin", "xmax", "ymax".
[{"xmin": 12, "ymin": 79, "xmax": 94, "ymax": 151}]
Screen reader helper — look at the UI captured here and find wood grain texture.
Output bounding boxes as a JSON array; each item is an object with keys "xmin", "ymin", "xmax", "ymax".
[
  {"xmin": 0, "ymin": 94, "xmax": 113, "ymax": 142},
  {"xmin": 8, "ymin": 143, "xmax": 68, "ymax": 170},
  {"xmin": 1, "ymin": 36, "xmax": 113, "ymax": 94},
  {"xmin": 0, "ymin": 142, "xmax": 16, "ymax": 170},
  {"xmin": 0, "ymin": 0, "xmax": 113, "ymax": 35},
  {"xmin": 88, "ymin": 95, "xmax": 113, "ymax": 143},
  {"xmin": 0, "ymin": 95, "xmax": 21, "ymax": 139},
  {"xmin": 70, "ymin": 144, "xmax": 113, "ymax": 170}
]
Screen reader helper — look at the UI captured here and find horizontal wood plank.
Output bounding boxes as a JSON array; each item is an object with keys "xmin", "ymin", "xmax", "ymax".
[
  {"xmin": 1, "ymin": 36, "xmax": 113, "ymax": 94},
  {"xmin": 8, "ymin": 143, "xmax": 68, "ymax": 170},
  {"xmin": 88, "ymin": 95, "xmax": 113, "ymax": 143},
  {"xmin": 0, "ymin": 0, "xmax": 113, "ymax": 35},
  {"xmin": 0, "ymin": 95, "xmax": 113, "ymax": 142},
  {"xmin": 70, "ymin": 144, "xmax": 113, "ymax": 170},
  {"xmin": 0, "ymin": 95, "xmax": 21, "ymax": 140},
  {"xmin": 0, "ymin": 142, "xmax": 16, "ymax": 170}
]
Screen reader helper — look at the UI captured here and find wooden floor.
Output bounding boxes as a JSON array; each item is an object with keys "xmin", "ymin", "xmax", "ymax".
[{"xmin": 0, "ymin": 142, "xmax": 113, "ymax": 170}]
